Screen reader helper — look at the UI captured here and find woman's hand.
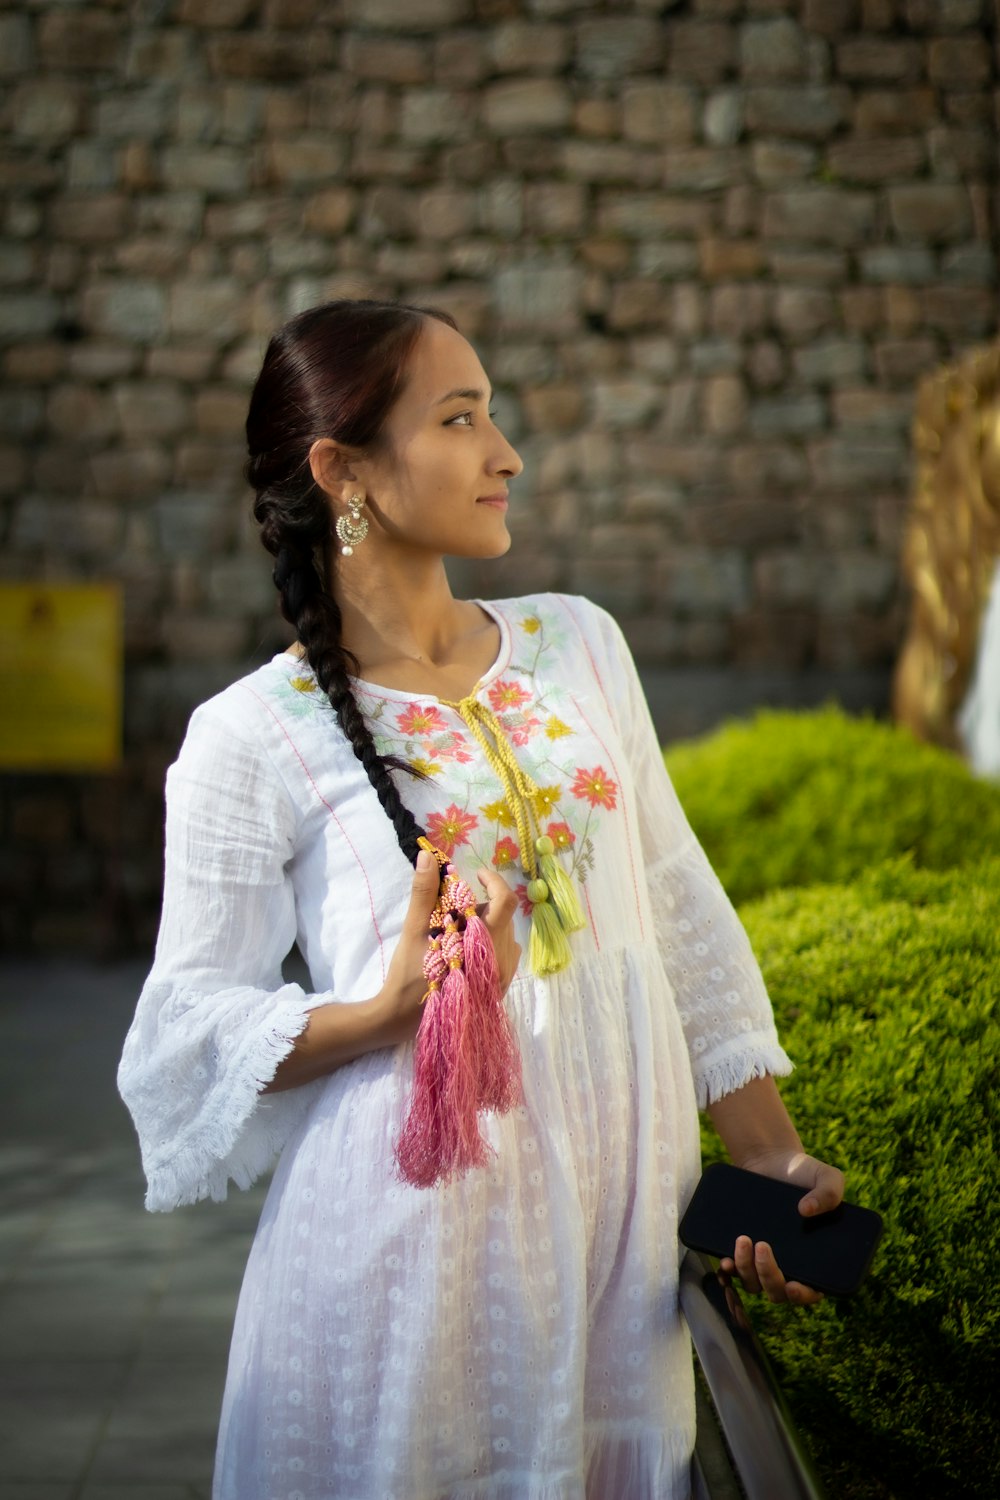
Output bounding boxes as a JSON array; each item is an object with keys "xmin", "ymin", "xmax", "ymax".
[
  {"xmin": 266, "ymin": 854, "xmax": 522, "ymax": 1092},
  {"xmin": 371, "ymin": 850, "xmax": 449, "ymax": 1044},
  {"xmin": 719, "ymin": 1148, "xmax": 847, "ymax": 1307},
  {"xmin": 475, "ymin": 866, "xmax": 521, "ymax": 994},
  {"xmin": 373, "ymin": 854, "xmax": 522, "ymax": 1047},
  {"xmin": 706, "ymin": 1077, "xmax": 845, "ymax": 1307}
]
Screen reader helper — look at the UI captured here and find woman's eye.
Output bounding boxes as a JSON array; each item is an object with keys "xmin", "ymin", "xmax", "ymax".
[{"xmin": 445, "ymin": 406, "xmax": 499, "ymax": 427}]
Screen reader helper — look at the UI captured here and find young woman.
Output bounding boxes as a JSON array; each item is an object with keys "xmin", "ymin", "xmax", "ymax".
[{"xmin": 119, "ymin": 299, "xmax": 844, "ymax": 1500}]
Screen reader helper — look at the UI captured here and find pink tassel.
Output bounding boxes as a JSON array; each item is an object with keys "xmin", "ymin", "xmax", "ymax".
[
  {"xmin": 462, "ymin": 911, "xmax": 522, "ymax": 1114},
  {"xmin": 394, "ymin": 860, "xmax": 522, "ymax": 1189},
  {"xmin": 395, "ymin": 915, "xmax": 490, "ymax": 1188}
]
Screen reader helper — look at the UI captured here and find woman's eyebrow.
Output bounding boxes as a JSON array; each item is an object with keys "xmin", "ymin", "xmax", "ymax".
[{"xmin": 434, "ymin": 386, "xmax": 491, "ymax": 405}]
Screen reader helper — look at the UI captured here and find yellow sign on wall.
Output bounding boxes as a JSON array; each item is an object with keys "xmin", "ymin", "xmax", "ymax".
[{"xmin": 0, "ymin": 583, "xmax": 122, "ymax": 771}]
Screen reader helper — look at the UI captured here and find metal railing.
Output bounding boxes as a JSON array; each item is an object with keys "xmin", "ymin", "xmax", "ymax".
[{"xmin": 681, "ymin": 1250, "xmax": 827, "ymax": 1500}]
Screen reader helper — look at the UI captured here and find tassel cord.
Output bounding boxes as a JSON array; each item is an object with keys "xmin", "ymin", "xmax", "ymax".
[
  {"xmin": 441, "ymin": 695, "xmax": 544, "ymax": 880},
  {"xmin": 438, "ymin": 693, "xmax": 588, "ymax": 973}
]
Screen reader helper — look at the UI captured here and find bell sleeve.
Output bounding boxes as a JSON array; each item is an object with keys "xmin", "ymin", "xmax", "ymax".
[
  {"xmin": 577, "ymin": 598, "xmax": 793, "ymax": 1108},
  {"xmin": 118, "ymin": 697, "xmax": 328, "ymax": 1212}
]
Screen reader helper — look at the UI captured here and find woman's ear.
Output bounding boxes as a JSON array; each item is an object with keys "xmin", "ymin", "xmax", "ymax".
[{"xmin": 308, "ymin": 438, "xmax": 359, "ymax": 501}]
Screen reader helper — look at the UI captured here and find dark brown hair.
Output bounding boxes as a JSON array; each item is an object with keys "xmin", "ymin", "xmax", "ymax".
[{"xmin": 246, "ymin": 298, "xmax": 458, "ymax": 865}]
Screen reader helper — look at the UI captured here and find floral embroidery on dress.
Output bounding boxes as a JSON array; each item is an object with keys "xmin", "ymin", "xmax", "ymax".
[
  {"xmin": 382, "ymin": 701, "xmax": 475, "ymax": 775},
  {"xmin": 396, "ymin": 703, "xmax": 448, "ymax": 737},
  {"xmin": 488, "ymin": 680, "xmax": 530, "ymax": 712},
  {"xmin": 571, "ymin": 766, "xmax": 618, "ymax": 810},
  {"xmin": 353, "ymin": 602, "xmax": 620, "ymax": 891},
  {"xmin": 269, "ymin": 663, "xmax": 334, "ymax": 721},
  {"xmin": 533, "ymin": 785, "xmax": 562, "ymax": 818},
  {"xmin": 546, "ymin": 821, "xmax": 575, "ymax": 852},
  {"xmin": 481, "ymin": 798, "xmax": 515, "ymax": 828},
  {"xmin": 492, "ymin": 836, "xmax": 520, "ymax": 871},
  {"xmin": 424, "ymin": 804, "xmax": 479, "ymax": 858}
]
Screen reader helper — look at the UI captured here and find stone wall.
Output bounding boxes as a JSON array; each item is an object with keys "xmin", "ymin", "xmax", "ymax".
[{"xmin": 1, "ymin": 0, "xmax": 997, "ymax": 951}]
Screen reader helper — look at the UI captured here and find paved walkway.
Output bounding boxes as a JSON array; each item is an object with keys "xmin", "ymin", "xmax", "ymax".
[
  {"xmin": 0, "ymin": 958, "xmax": 266, "ymax": 1500},
  {"xmin": 0, "ymin": 960, "xmax": 739, "ymax": 1500}
]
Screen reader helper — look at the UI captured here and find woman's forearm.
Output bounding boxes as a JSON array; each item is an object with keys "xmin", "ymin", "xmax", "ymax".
[
  {"xmin": 705, "ymin": 1074, "xmax": 804, "ymax": 1166},
  {"xmin": 263, "ymin": 993, "xmax": 415, "ymax": 1093}
]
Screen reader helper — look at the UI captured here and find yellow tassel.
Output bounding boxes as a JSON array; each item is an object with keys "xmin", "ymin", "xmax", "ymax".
[
  {"xmin": 534, "ymin": 835, "xmax": 586, "ymax": 934},
  {"xmin": 526, "ymin": 880, "xmax": 573, "ymax": 975}
]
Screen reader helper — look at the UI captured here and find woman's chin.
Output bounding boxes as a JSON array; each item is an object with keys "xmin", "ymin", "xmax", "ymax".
[{"xmin": 450, "ymin": 529, "xmax": 513, "ymax": 561}]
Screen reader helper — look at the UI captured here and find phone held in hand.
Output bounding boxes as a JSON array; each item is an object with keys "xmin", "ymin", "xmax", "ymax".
[{"xmin": 679, "ymin": 1162, "xmax": 883, "ymax": 1297}]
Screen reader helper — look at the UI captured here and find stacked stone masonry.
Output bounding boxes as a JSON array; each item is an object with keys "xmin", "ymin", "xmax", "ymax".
[{"xmin": 1, "ymin": 0, "xmax": 997, "ymax": 949}]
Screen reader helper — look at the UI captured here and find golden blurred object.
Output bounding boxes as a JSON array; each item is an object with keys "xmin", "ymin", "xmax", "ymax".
[
  {"xmin": 893, "ymin": 343, "xmax": 1000, "ymax": 750},
  {"xmin": 0, "ymin": 582, "xmax": 122, "ymax": 770}
]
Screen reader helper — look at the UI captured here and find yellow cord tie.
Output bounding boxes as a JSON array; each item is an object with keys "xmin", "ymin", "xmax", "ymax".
[
  {"xmin": 444, "ymin": 696, "xmax": 542, "ymax": 875},
  {"xmin": 440, "ymin": 694, "xmax": 586, "ymax": 975}
]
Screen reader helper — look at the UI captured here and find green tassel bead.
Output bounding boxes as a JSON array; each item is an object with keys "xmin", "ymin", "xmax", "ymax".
[
  {"xmin": 535, "ymin": 837, "xmax": 586, "ymax": 935},
  {"xmin": 528, "ymin": 895, "xmax": 573, "ymax": 975}
]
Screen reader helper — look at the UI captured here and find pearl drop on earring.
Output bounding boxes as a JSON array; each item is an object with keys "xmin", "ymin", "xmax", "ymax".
[{"xmin": 336, "ymin": 494, "xmax": 368, "ymax": 557}]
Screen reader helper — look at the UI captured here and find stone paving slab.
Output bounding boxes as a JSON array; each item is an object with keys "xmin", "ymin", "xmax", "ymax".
[
  {"xmin": 82, "ymin": 1358, "xmax": 224, "ymax": 1487},
  {"xmin": 0, "ymin": 1487, "xmax": 79, "ymax": 1499},
  {"xmin": 79, "ymin": 1488, "xmax": 211, "ymax": 1499},
  {"xmin": 0, "ymin": 960, "xmax": 263, "ymax": 1498},
  {"xmin": 0, "ymin": 958, "xmax": 739, "ymax": 1498}
]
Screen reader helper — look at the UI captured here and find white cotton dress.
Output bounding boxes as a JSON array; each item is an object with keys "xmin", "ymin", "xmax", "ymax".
[
  {"xmin": 118, "ymin": 593, "xmax": 792, "ymax": 1500},
  {"xmin": 959, "ymin": 555, "xmax": 1000, "ymax": 778}
]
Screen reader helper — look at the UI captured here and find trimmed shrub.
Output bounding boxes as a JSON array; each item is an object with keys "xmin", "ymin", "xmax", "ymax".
[
  {"xmin": 665, "ymin": 706, "xmax": 1000, "ymax": 905},
  {"xmin": 700, "ymin": 858, "xmax": 1000, "ymax": 1500}
]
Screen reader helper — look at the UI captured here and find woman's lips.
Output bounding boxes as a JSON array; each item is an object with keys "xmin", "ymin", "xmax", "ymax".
[{"xmin": 477, "ymin": 493, "xmax": 509, "ymax": 508}]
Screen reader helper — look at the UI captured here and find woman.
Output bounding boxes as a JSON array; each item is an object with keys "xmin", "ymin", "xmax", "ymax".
[{"xmin": 119, "ymin": 299, "xmax": 844, "ymax": 1500}]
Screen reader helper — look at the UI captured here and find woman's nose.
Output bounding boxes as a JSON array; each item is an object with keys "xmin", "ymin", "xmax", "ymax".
[{"xmin": 493, "ymin": 429, "xmax": 524, "ymax": 478}]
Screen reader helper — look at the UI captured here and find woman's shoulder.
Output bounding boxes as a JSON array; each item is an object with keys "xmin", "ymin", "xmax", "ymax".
[
  {"xmin": 174, "ymin": 652, "xmax": 338, "ymax": 784},
  {"xmin": 486, "ymin": 591, "xmax": 627, "ymax": 664},
  {"xmin": 486, "ymin": 591, "xmax": 619, "ymax": 639},
  {"xmin": 185, "ymin": 652, "xmax": 308, "ymax": 730}
]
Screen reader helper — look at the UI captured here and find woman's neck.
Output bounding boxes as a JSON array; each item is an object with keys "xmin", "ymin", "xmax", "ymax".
[{"xmin": 329, "ymin": 549, "xmax": 497, "ymax": 699}]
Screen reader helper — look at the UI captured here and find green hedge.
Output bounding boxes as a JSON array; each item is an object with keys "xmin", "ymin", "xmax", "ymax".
[
  {"xmin": 664, "ymin": 706, "xmax": 1000, "ymax": 905},
  {"xmin": 700, "ymin": 857, "xmax": 1000, "ymax": 1499}
]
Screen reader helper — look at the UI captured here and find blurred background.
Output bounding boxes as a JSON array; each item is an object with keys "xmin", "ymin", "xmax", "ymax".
[
  {"xmin": 2, "ymin": 5, "xmax": 999, "ymax": 1496},
  {"xmin": 0, "ymin": 1, "xmax": 997, "ymax": 944}
]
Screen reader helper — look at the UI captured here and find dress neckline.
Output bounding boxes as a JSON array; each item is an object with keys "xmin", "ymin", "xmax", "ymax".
[{"xmin": 273, "ymin": 599, "xmax": 513, "ymax": 708}]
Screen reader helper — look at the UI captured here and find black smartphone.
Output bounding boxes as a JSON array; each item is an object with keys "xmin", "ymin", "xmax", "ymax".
[{"xmin": 679, "ymin": 1162, "xmax": 883, "ymax": 1297}]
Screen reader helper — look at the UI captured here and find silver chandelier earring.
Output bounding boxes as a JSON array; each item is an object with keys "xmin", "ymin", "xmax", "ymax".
[{"xmin": 335, "ymin": 493, "xmax": 369, "ymax": 556}]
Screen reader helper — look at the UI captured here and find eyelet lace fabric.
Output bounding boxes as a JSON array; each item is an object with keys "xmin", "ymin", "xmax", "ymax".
[
  {"xmin": 119, "ymin": 593, "xmax": 791, "ymax": 1500},
  {"xmin": 645, "ymin": 840, "xmax": 793, "ymax": 1110}
]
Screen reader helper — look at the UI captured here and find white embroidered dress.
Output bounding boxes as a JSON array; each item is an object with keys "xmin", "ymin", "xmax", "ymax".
[{"xmin": 119, "ymin": 593, "xmax": 792, "ymax": 1500}]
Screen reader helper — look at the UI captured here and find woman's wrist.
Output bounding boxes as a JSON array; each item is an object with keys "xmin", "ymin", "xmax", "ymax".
[
  {"xmin": 365, "ymin": 981, "xmax": 424, "ymax": 1050},
  {"xmin": 706, "ymin": 1075, "xmax": 803, "ymax": 1166},
  {"xmin": 264, "ymin": 992, "xmax": 406, "ymax": 1093}
]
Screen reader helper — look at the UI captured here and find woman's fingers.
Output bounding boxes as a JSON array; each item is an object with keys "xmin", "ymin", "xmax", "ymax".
[
  {"xmin": 732, "ymin": 1235, "xmax": 761, "ymax": 1293},
  {"xmin": 476, "ymin": 869, "xmax": 522, "ymax": 989},
  {"xmin": 798, "ymin": 1162, "xmax": 846, "ymax": 1217},
  {"xmin": 401, "ymin": 849, "xmax": 442, "ymax": 938},
  {"xmin": 784, "ymin": 1280, "xmax": 824, "ymax": 1306},
  {"xmin": 752, "ymin": 1242, "xmax": 791, "ymax": 1301},
  {"xmin": 729, "ymin": 1240, "xmax": 825, "ymax": 1305},
  {"xmin": 475, "ymin": 867, "xmax": 518, "ymax": 928}
]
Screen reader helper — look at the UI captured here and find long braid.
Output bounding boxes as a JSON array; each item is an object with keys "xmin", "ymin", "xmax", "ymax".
[
  {"xmin": 246, "ymin": 299, "xmax": 459, "ymax": 870},
  {"xmin": 256, "ymin": 508, "xmax": 427, "ymax": 867}
]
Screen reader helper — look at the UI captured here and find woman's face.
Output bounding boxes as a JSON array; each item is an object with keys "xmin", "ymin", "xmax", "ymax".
[{"xmin": 356, "ymin": 317, "xmax": 524, "ymax": 561}]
